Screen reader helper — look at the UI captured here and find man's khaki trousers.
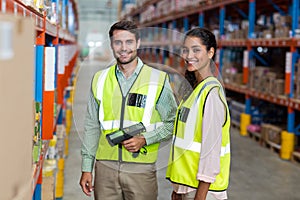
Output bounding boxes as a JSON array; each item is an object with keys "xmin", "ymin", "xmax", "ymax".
[{"xmin": 94, "ymin": 160, "xmax": 158, "ymax": 200}]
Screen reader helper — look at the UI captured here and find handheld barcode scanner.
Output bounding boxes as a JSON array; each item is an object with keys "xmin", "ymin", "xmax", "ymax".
[
  {"xmin": 106, "ymin": 122, "xmax": 146, "ymax": 146},
  {"xmin": 106, "ymin": 123, "xmax": 146, "ymax": 158}
]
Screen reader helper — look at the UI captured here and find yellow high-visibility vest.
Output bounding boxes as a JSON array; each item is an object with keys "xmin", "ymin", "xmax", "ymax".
[
  {"xmin": 166, "ymin": 77, "xmax": 231, "ymax": 191},
  {"xmin": 92, "ymin": 64, "xmax": 167, "ymax": 163}
]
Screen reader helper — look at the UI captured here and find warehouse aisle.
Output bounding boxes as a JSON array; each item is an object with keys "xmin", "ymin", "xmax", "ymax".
[{"xmin": 63, "ymin": 60, "xmax": 300, "ymax": 200}]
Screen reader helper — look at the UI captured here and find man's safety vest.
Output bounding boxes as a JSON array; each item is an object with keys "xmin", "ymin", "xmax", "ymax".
[
  {"xmin": 166, "ymin": 77, "xmax": 231, "ymax": 191},
  {"xmin": 92, "ymin": 64, "xmax": 167, "ymax": 163}
]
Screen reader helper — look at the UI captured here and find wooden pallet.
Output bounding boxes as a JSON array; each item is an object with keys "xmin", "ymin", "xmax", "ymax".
[
  {"xmin": 248, "ymin": 130, "xmax": 263, "ymax": 145},
  {"xmin": 231, "ymin": 120, "xmax": 240, "ymax": 129},
  {"xmin": 291, "ymin": 151, "xmax": 300, "ymax": 164},
  {"xmin": 263, "ymin": 140, "xmax": 281, "ymax": 154}
]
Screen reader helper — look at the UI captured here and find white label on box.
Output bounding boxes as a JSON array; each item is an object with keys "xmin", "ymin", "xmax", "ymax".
[
  {"xmin": 285, "ymin": 52, "xmax": 292, "ymax": 73},
  {"xmin": 243, "ymin": 50, "xmax": 249, "ymax": 68},
  {"xmin": 58, "ymin": 46, "xmax": 65, "ymax": 74},
  {"xmin": 2, "ymin": 1, "xmax": 6, "ymax": 13},
  {"xmin": 0, "ymin": 22, "xmax": 14, "ymax": 60},
  {"xmin": 45, "ymin": 47, "xmax": 55, "ymax": 91},
  {"xmin": 14, "ymin": 3, "xmax": 17, "ymax": 15},
  {"xmin": 65, "ymin": 45, "xmax": 69, "ymax": 65}
]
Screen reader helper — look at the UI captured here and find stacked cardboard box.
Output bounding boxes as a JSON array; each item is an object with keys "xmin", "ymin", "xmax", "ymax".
[
  {"xmin": 230, "ymin": 29, "xmax": 248, "ymax": 39},
  {"xmin": 249, "ymin": 66, "xmax": 270, "ymax": 90},
  {"xmin": 136, "ymin": 0, "xmax": 148, "ymax": 7},
  {"xmin": 274, "ymin": 14, "xmax": 292, "ymax": 38},
  {"xmin": 140, "ymin": 0, "xmax": 222, "ymax": 23},
  {"xmin": 264, "ymin": 72, "xmax": 277, "ymax": 93},
  {"xmin": 222, "ymin": 65, "xmax": 238, "ymax": 84},
  {"xmin": 254, "ymin": 14, "xmax": 291, "ymax": 39},
  {"xmin": 294, "ymin": 79, "xmax": 300, "ymax": 99},
  {"xmin": 0, "ymin": 14, "xmax": 35, "ymax": 200},
  {"xmin": 261, "ymin": 124, "xmax": 282, "ymax": 145},
  {"xmin": 140, "ymin": 5, "xmax": 155, "ymax": 23},
  {"xmin": 273, "ymin": 79, "xmax": 285, "ymax": 96},
  {"xmin": 294, "ymin": 60, "xmax": 300, "ymax": 99},
  {"xmin": 233, "ymin": 73, "xmax": 243, "ymax": 85},
  {"xmin": 157, "ymin": 0, "xmax": 170, "ymax": 17},
  {"xmin": 249, "ymin": 67, "xmax": 285, "ymax": 96}
]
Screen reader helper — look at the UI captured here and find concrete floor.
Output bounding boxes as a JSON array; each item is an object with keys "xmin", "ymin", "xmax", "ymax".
[{"xmin": 63, "ymin": 60, "xmax": 300, "ymax": 200}]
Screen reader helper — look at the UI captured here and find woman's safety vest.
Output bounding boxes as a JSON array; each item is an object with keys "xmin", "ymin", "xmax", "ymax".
[
  {"xmin": 92, "ymin": 64, "xmax": 167, "ymax": 163},
  {"xmin": 166, "ymin": 77, "xmax": 231, "ymax": 191}
]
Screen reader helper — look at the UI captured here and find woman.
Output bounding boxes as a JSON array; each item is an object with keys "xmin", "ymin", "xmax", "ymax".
[{"xmin": 166, "ymin": 27, "xmax": 231, "ymax": 200}]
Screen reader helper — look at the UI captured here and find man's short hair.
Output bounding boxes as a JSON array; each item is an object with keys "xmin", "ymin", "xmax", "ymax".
[{"xmin": 109, "ymin": 20, "xmax": 140, "ymax": 41}]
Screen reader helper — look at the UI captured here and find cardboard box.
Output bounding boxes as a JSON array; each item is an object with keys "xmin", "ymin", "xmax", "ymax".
[
  {"xmin": 42, "ymin": 176, "xmax": 55, "ymax": 200},
  {"xmin": 273, "ymin": 79, "xmax": 285, "ymax": 96},
  {"xmin": 0, "ymin": 14, "xmax": 35, "ymax": 200},
  {"xmin": 294, "ymin": 79, "xmax": 300, "ymax": 99},
  {"xmin": 265, "ymin": 72, "xmax": 277, "ymax": 94},
  {"xmin": 261, "ymin": 124, "xmax": 270, "ymax": 142},
  {"xmin": 233, "ymin": 73, "xmax": 243, "ymax": 85},
  {"xmin": 264, "ymin": 124, "xmax": 282, "ymax": 145}
]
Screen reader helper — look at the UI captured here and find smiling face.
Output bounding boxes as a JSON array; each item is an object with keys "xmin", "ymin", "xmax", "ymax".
[
  {"xmin": 111, "ymin": 30, "xmax": 140, "ymax": 65},
  {"xmin": 181, "ymin": 36, "xmax": 214, "ymax": 73}
]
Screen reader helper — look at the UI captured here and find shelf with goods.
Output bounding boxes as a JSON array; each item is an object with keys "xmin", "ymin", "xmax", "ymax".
[
  {"xmin": 122, "ymin": 0, "xmax": 300, "ymax": 162},
  {"xmin": 0, "ymin": 0, "xmax": 79, "ymax": 199},
  {"xmin": 223, "ymin": 0, "xmax": 300, "ymax": 162}
]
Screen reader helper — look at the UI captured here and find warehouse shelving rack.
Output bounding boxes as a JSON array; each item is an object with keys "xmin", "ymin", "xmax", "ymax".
[
  {"xmin": 123, "ymin": 0, "xmax": 300, "ymax": 160},
  {"xmin": 0, "ymin": 0, "xmax": 78, "ymax": 199}
]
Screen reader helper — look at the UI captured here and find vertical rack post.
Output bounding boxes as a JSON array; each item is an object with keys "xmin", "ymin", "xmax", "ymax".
[
  {"xmin": 184, "ymin": 16, "xmax": 189, "ymax": 32},
  {"xmin": 219, "ymin": 6, "xmax": 225, "ymax": 73},
  {"xmin": 245, "ymin": 0, "xmax": 256, "ymax": 115},
  {"xmin": 40, "ymin": 14, "xmax": 54, "ymax": 140},
  {"xmin": 198, "ymin": 12, "xmax": 204, "ymax": 28},
  {"xmin": 170, "ymin": 20, "xmax": 177, "ymax": 66},
  {"xmin": 162, "ymin": 22, "xmax": 167, "ymax": 64},
  {"xmin": 248, "ymin": 0, "xmax": 256, "ymax": 38},
  {"xmin": 33, "ymin": 14, "xmax": 46, "ymax": 200},
  {"xmin": 57, "ymin": 36, "xmax": 66, "ymax": 105},
  {"xmin": 155, "ymin": 27, "xmax": 159, "ymax": 62},
  {"xmin": 219, "ymin": 6, "xmax": 225, "ymax": 38},
  {"xmin": 240, "ymin": 0, "xmax": 256, "ymax": 136},
  {"xmin": 286, "ymin": 0, "xmax": 299, "ymax": 134},
  {"xmin": 243, "ymin": 49, "xmax": 249, "ymax": 84}
]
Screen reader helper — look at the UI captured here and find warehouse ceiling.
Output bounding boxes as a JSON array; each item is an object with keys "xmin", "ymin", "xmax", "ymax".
[{"xmin": 76, "ymin": 0, "xmax": 120, "ymax": 21}]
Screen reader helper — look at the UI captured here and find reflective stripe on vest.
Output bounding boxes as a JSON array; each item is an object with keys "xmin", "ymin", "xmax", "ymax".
[
  {"xmin": 173, "ymin": 135, "xmax": 230, "ymax": 156},
  {"xmin": 96, "ymin": 67, "xmax": 110, "ymax": 127}
]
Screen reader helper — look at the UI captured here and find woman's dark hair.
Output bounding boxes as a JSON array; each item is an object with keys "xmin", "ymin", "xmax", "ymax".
[
  {"xmin": 109, "ymin": 20, "xmax": 140, "ymax": 41},
  {"xmin": 184, "ymin": 27, "xmax": 218, "ymax": 89},
  {"xmin": 184, "ymin": 27, "xmax": 217, "ymax": 55}
]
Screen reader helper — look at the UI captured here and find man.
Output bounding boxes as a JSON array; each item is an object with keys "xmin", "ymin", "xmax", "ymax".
[{"xmin": 79, "ymin": 20, "xmax": 177, "ymax": 200}]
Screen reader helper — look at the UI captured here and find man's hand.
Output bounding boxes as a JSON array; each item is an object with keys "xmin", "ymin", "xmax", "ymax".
[
  {"xmin": 122, "ymin": 135, "xmax": 146, "ymax": 152},
  {"xmin": 79, "ymin": 172, "xmax": 94, "ymax": 196}
]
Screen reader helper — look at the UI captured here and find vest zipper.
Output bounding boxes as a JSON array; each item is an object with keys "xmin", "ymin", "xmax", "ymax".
[
  {"xmin": 172, "ymin": 110, "xmax": 180, "ymax": 161},
  {"xmin": 115, "ymin": 64, "xmax": 144, "ymax": 162},
  {"xmin": 119, "ymin": 95, "xmax": 126, "ymax": 162}
]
